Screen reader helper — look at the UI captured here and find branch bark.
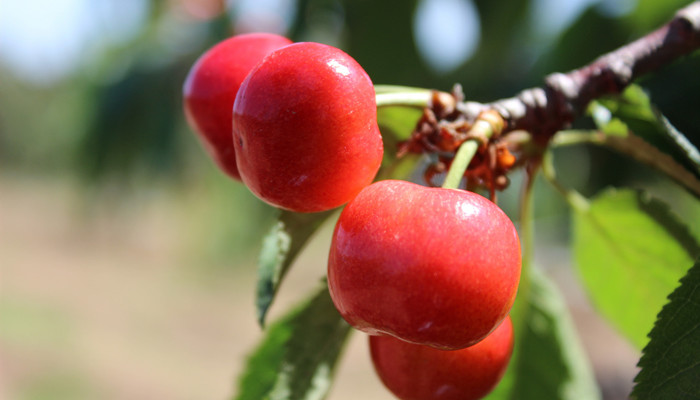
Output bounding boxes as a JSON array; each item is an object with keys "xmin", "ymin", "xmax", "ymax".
[{"xmin": 458, "ymin": 1, "xmax": 700, "ymax": 140}]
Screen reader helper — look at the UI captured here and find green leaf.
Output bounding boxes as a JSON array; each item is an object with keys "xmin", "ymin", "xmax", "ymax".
[
  {"xmin": 375, "ymin": 98, "xmax": 423, "ymax": 176},
  {"xmin": 632, "ymin": 259, "xmax": 700, "ymax": 399},
  {"xmin": 377, "ymin": 105, "xmax": 423, "ymax": 142},
  {"xmin": 257, "ymin": 210, "xmax": 334, "ymax": 326},
  {"xmin": 573, "ymin": 188, "xmax": 700, "ymax": 349},
  {"xmin": 624, "ymin": 0, "xmax": 690, "ymax": 34},
  {"xmin": 236, "ymin": 286, "xmax": 352, "ymax": 400},
  {"xmin": 588, "ymin": 102, "xmax": 629, "ymax": 137},
  {"xmin": 595, "ymin": 85, "xmax": 657, "ymax": 127},
  {"xmin": 486, "ymin": 268, "xmax": 600, "ymax": 400},
  {"xmin": 593, "ymin": 85, "xmax": 700, "ymax": 179}
]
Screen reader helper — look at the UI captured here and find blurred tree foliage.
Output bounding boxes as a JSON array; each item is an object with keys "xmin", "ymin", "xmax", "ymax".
[
  {"xmin": 4, "ymin": 0, "xmax": 696, "ymax": 183},
  {"xmin": 0, "ymin": 0, "xmax": 697, "ymax": 259}
]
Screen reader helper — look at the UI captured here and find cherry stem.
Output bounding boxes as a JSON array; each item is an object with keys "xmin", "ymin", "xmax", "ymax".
[
  {"xmin": 551, "ymin": 130, "xmax": 700, "ymax": 200},
  {"xmin": 441, "ymin": 110, "xmax": 505, "ymax": 190},
  {"xmin": 441, "ymin": 140, "xmax": 479, "ymax": 190},
  {"xmin": 509, "ymin": 158, "xmax": 540, "ymax": 330},
  {"xmin": 541, "ymin": 149, "xmax": 590, "ymax": 213},
  {"xmin": 375, "ymin": 91, "xmax": 432, "ymax": 108}
]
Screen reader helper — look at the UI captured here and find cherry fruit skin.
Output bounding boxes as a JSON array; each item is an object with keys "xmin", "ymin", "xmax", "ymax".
[
  {"xmin": 328, "ymin": 179, "xmax": 521, "ymax": 350},
  {"xmin": 232, "ymin": 42, "xmax": 383, "ymax": 213},
  {"xmin": 183, "ymin": 33, "xmax": 292, "ymax": 180},
  {"xmin": 370, "ymin": 316, "xmax": 514, "ymax": 400}
]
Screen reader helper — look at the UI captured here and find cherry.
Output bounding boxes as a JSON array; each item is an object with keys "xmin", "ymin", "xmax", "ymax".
[
  {"xmin": 327, "ymin": 179, "xmax": 521, "ymax": 350},
  {"xmin": 370, "ymin": 316, "xmax": 514, "ymax": 400},
  {"xmin": 232, "ymin": 42, "xmax": 383, "ymax": 213},
  {"xmin": 183, "ymin": 33, "xmax": 292, "ymax": 180}
]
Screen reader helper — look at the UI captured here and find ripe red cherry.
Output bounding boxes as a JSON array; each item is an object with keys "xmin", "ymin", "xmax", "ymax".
[
  {"xmin": 232, "ymin": 42, "xmax": 383, "ymax": 213},
  {"xmin": 370, "ymin": 316, "xmax": 514, "ymax": 400},
  {"xmin": 328, "ymin": 179, "xmax": 521, "ymax": 350},
  {"xmin": 183, "ymin": 33, "xmax": 292, "ymax": 180}
]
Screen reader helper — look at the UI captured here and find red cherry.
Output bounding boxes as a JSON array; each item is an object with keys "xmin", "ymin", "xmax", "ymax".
[
  {"xmin": 232, "ymin": 42, "xmax": 383, "ymax": 213},
  {"xmin": 183, "ymin": 33, "xmax": 292, "ymax": 180},
  {"xmin": 370, "ymin": 316, "xmax": 514, "ymax": 400},
  {"xmin": 328, "ymin": 179, "xmax": 521, "ymax": 350}
]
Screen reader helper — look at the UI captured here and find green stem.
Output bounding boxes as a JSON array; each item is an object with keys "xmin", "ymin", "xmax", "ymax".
[
  {"xmin": 519, "ymin": 162, "xmax": 537, "ymax": 281},
  {"xmin": 552, "ymin": 130, "xmax": 700, "ymax": 200},
  {"xmin": 657, "ymin": 113, "xmax": 700, "ymax": 175},
  {"xmin": 541, "ymin": 149, "xmax": 590, "ymax": 213},
  {"xmin": 509, "ymin": 159, "xmax": 539, "ymax": 330},
  {"xmin": 374, "ymin": 84, "xmax": 432, "ymax": 94},
  {"xmin": 441, "ymin": 114, "xmax": 502, "ymax": 190},
  {"xmin": 441, "ymin": 140, "xmax": 479, "ymax": 189},
  {"xmin": 375, "ymin": 91, "xmax": 432, "ymax": 108},
  {"xmin": 550, "ymin": 130, "xmax": 601, "ymax": 147}
]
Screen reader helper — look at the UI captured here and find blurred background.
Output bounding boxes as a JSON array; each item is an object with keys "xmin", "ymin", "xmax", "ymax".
[{"xmin": 1, "ymin": 0, "xmax": 698, "ymax": 399}]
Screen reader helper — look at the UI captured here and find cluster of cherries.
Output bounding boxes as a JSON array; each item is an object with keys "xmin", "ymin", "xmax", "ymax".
[{"xmin": 184, "ymin": 33, "xmax": 522, "ymax": 400}]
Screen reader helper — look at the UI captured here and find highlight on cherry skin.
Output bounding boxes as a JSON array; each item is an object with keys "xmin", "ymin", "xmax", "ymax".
[
  {"xmin": 328, "ymin": 179, "xmax": 521, "ymax": 350},
  {"xmin": 182, "ymin": 33, "xmax": 292, "ymax": 180},
  {"xmin": 232, "ymin": 41, "xmax": 384, "ymax": 213},
  {"xmin": 370, "ymin": 316, "xmax": 514, "ymax": 400}
]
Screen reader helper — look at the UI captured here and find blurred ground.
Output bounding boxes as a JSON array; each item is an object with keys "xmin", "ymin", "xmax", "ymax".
[
  {"xmin": 0, "ymin": 173, "xmax": 388, "ymax": 400},
  {"xmin": 1, "ymin": 173, "xmax": 639, "ymax": 400}
]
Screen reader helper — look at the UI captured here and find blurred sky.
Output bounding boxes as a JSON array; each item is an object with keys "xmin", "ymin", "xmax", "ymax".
[
  {"xmin": 0, "ymin": 0, "xmax": 625, "ymax": 86},
  {"xmin": 0, "ymin": 0, "xmax": 148, "ymax": 85}
]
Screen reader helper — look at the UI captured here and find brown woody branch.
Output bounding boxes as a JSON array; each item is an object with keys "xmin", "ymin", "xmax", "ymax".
[{"xmin": 457, "ymin": 1, "xmax": 700, "ymax": 141}]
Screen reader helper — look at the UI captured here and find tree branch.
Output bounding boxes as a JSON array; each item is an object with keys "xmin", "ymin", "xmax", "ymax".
[{"xmin": 458, "ymin": 1, "xmax": 700, "ymax": 139}]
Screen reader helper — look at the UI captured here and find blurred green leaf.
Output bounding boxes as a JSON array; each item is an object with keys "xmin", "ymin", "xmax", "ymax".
[
  {"xmin": 632, "ymin": 258, "xmax": 700, "ymax": 399},
  {"xmin": 596, "ymin": 85, "xmax": 656, "ymax": 120},
  {"xmin": 340, "ymin": 0, "xmax": 427, "ymax": 86},
  {"xmin": 374, "ymin": 85, "xmax": 427, "ymax": 172},
  {"xmin": 486, "ymin": 268, "xmax": 600, "ymax": 400},
  {"xmin": 378, "ymin": 106, "xmax": 423, "ymax": 142},
  {"xmin": 588, "ymin": 102, "xmax": 629, "ymax": 137},
  {"xmin": 573, "ymin": 188, "xmax": 700, "ymax": 349},
  {"xmin": 600, "ymin": 118, "xmax": 629, "ymax": 137},
  {"xmin": 236, "ymin": 286, "xmax": 351, "ymax": 400},
  {"xmin": 78, "ymin": 61, "xmax": 187, "ymax": 182},
  {"xmin": 257, "ymin": 210, "xmax": 334, "ymax": 327},
  {"xmin": 374, "ymin": 84, "xmax": 426, "ymax": 144},
  {"xmin": 623, "ymin": 0, "xmax": 690, "ymax": 34}
]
